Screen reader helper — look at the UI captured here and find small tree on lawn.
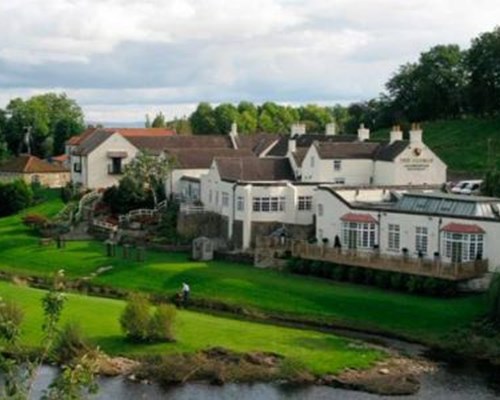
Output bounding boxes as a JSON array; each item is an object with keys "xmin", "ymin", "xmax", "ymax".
[
  {"xmin": 120, "ymin": 293, "xmax": 152, "ymax": 342},
  {"xmin": 148, "ymin": 304, "xmax": 176, "ymax": 342},
  {"xmin": 123, "ymin": 151, "xmax": 176, "ymax": 208}
]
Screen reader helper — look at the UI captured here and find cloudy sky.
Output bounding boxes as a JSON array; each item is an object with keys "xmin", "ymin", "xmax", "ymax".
[{"xmin": 0, "ymin": 0, "xmax": 499, "ymax": 123}]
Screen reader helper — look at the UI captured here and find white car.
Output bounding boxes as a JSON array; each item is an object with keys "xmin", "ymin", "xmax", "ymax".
[{"xmin": 451, "ymin": 180, "xmax": 482, "ymax": 195}]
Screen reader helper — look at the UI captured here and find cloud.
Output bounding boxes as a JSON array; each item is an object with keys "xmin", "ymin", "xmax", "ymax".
[{"xmin": 0, "ymin": 0, "xmax": 499, "ymax": 122}]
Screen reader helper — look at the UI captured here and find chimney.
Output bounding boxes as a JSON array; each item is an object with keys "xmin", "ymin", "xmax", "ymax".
[
  {"xmin": 409, "ymin": 123, "xmax": 422, "ymax": 144},
  {"xmin": 288, "ymin": 139, "xmax": 296, "ymax": 153},
  {"xmin": 325, "ymin": 122, "xmax": 336, "ymax": 136},
  {"xmin": 390, "ymin": 125, "xmax": 403, "ymax": 143},
  {"xmin": 229, "ymin": 121, "xmax": 239, "ymax": 149},
  {"xmin": 291, "ymin": 123, "xmax": 306, "ymax": 137},
  {"xmin": 357, "ymin": 123, "xmax": 370, "ymax": 141}
]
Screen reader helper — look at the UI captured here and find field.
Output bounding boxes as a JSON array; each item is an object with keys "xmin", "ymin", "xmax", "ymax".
[
  {"xmin": 0, "ymin": 191, "xmax": 487, "ymax": 343},
  {"xmin": 0, "ymin": 281, "xmax": 383, "ymax": 375},
  {"xmin": 372, "ymin": 116, "xmax": 500, "ymax": 173}
]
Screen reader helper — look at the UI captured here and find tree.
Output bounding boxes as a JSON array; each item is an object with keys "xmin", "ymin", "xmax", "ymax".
[
  {"xmin": 298, "ymin": 104, "xmax": 333, "ymax": 132},
  {"xmin": 151, "ymin": 112, "xmax": 167, "ymax": 128},
  {"xmin": 148, "ymin": 304, "xmax": 176, "ymax": 342},
  {"xmin": 123, "ymin": 151, "xmax": 176, "ymax": 207},
  {"xmin": 0, "ymin": 180, "xmax": 33, "ymax": 217},
  {"xmin": 102, "ymin": 176, "xmax": 153, "ymax": 214},
  {"xmin": 5, "ymin": 93, "xmax": 84, "ymax": 157},
  {"xmin": 467, "ymin": 27, "xmax": 500, "ymax": 115},
  {"xmin": 189, "ymin": 102, "xmax": 218, "ymax": 134},
  {"xmin": 120, "ymin": 293, "xmax": 152, "ymax": 342},
  {"xmin": 214, "ymin": 103, "xmax": 239, "ymax": 134}
]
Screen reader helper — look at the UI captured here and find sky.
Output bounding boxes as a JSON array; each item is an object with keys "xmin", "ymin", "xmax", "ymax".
[{"xmin": 0, "ymin": 0, "xmax": 499, "ymax": 123}]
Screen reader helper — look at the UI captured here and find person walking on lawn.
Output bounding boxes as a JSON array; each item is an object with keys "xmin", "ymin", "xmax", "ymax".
[{"xmin": 182, "ymin": 282, "xmax": 190, "ymax": 305}]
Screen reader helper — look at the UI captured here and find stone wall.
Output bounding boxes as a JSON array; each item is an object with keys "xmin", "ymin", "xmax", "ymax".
[{"xmin": 177, "ymin": 212, "xmax": 227, "ymax": 240}]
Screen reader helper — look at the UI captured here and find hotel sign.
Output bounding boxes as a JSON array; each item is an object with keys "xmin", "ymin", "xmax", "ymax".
[{"xmin": 400, "ymin": 148, "xmax": 433, "ymax": 171}]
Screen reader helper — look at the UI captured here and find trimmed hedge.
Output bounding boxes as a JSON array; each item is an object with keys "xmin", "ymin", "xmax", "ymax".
[{"xmin": 286, "ymin": 257, "xmax": 458, "ymax": 297}]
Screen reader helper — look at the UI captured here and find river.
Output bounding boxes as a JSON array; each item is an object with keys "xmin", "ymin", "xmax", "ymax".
[{"xmin": 29, "ymin": 338, "xmax": 500, "ymax": 400}]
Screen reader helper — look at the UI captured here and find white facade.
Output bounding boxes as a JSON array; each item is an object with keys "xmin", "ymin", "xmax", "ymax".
[
  {"xmin": 201, "ymin": 162, "xmax": 316, "ymax": 249},
  {"xmin": 315, "ymin": 188, "xmax": 500, "ymax": 272},
  {"xmin": 70, "ymin": 133, "xmax": 139, "ymax": 188}
]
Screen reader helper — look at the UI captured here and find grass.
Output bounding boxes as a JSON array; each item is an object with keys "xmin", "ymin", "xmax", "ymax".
[
  {"xmin": 0, "ymin": 191, "xmax": 487, "ymax": 343},
  {"xmin": 0, "ymin": 281, "xmax": 383, "ymax": 375},
  {"xmin": 372, "ymin": 116, "xmax": 500, "ymax": 173}
]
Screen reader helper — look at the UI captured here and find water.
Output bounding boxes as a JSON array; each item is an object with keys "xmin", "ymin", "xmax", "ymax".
[{"xmin": 29, "ymin": 359, "xmax": 500, "ymax": 400}]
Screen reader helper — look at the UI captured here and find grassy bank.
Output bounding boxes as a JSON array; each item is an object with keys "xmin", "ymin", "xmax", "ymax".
[
  {"xmin": 0, "ymin": 281, "xmax": 383, "ymax": 375},
  {"xmin": 0, "ymin": 192, "xmax": 487, "ymax": 344},
  {"xmin": 373, "ymin": 116, "xmax": 500, "ymax": 173}
]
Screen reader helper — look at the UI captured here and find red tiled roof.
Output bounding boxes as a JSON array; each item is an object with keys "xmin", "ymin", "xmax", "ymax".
[
  {"xmin": 340, "ymin": 213, "xmax": 378, "ymax": 224},
  {"xmin": 51, "ymin": 154, "xmax": 69, "ymax": 162},
  {"xmin": 107, "ymin": 128, "xmax": 176, "ymax": 137},
  {"xmin": 0, "ymin": 154, "xmax": 68, "ymax": 173},
  {"xmin": 441, "ymin": 223, "xmax": 485, "ymax": 234}
]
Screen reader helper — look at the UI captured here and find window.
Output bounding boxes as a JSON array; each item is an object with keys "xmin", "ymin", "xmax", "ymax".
[
  {"xmin": 415, "ymin": 226, "xmax": 428, "ymax": 254},
  {"xmin": 334, "ymin": 177, "xmax": 346, "ymax": 185},
  {"xmin": 317, "ymin": 203, "xmax": 324, "ymax": 216},
  {"xmin": 252, "ymin": 196, "xmax": 286, "ymax": 212},
  {"xmin": 333, "ymin": 160, "xmax": 342, "ymax": 171},
  {"xmin": 31, "ymin": 175, "xmax": 40, "ymax": 184},
  {"xmin": 73, "ymin": 163, "xmax": 82, "ymax": 173},
  {"xmin": 108, "ymin": 158, "xmax": 122, "ymax": 175},
  {"xmin": 209, "ymin": 190, "xmax": 213, "ymax": 204},
  {"xmin": 341, "ymin": 222, "xmax": 376, "ymax": 249},
  {"xmin": 237, "ymin": 196, "xmax": 244, "ymax": 211},
  {"xmin": 310, "ymin": 156, "xmax": 315, "ymax": 168},
  {"xmin": 297, "ymin": 196, "xmax": 312, "ymax": 211},
  {"xmin": 388, "ymin": 224, "xmax": 400, "ymax": 251},
  {"xmin": 222, "ymin": 192, "xmax": 229, "ymax": 207},
  {"xmin": 215, "ymin": 191, "xmax": 219, "ymax": 206},
  {"xmin": 443, "ymin": 232, "xmax": 484, "ymax": 262}
]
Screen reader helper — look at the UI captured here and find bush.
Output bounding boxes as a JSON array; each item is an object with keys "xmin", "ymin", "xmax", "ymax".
[
  {"xmin": 374, "ymin": 271, "xmax": 392, "ymax": 289},
  {"xmin": 0, "ymin": 298, "xmax": 24, "ymax": 344},
  {"xmin": 331, "ymin": 265, "xmax": 347, "ymax": 281},
  {"xmin": 22, "ymin": 213, "xmax": 48, "ymax": 232},
  {"xmin": 406, "ymin": 276, "xmax": 424, "ymax": 294},
  {"xmin": 102, "ymin": 177, "xmax": 154, "ymax": 215},
  {"xmin": 0, "ymin": 180, "xmax": 33, "ymax": 217},
  {"xmin": 53, "ymin": 322, "xmax": 92, "ymax": 363},
  {"xmin": 148, "ymin": 304, "xmax": 176, "ymax": 342},
  {"xmin": 347, "ymin": 267, "xmax": 364, "ymax": 283},
  {"xmin": 390, "ymin": 273, "xmax": 407, "ymax": 291},
  {"xmin": 120, "ymin": 293, "xmax": 152, "ymax": 342}
]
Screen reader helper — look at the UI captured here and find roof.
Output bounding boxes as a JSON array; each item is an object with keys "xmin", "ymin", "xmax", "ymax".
[
  {"xmin": 51, "ymin": 154, "xmax": 69, "ymax": 163},
  {"xmin": 314, "ymin": 140, "xmax": 409, "ymax": 161},
  {"xmin": 72, "ymin": 128, "xmax": 178, "ymax": 156},
  {"xmin": 165, "ymin": 148, "xmax": 255, "ymax": 169},
  {"xmin": 215, "ymin": 157, "xmax": 295, "ymax": 182},
  {"xmin": 0, "ymin": 154, "xmax": 68, "ymax": 173},
  {"xmin": 291, "ymin": 148, "xmax": 308, "ymax": 167},
  {"xmin": 235, "ymin": 133, "xmax": 281, "ymax": 156},
  {"xmin": 441, "ymin": 223, "xmax": 485, "ymax": 234},
  {"xmin": 266, "ymin": 134, "xmax": 358, "ymax": 157},
  {"xmin": 315, "ymin": 142, "xmax": 381, "ymax": 160},
  {"xmin": 340, "ymin": 213, "xmax": 378, "ymax": 224}
]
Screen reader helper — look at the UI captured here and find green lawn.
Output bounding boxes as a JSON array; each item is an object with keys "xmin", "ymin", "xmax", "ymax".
[
  {"xmin": 373, "ymin": 116, "xmax": 500, "ymax": 173},
  {"xmin": 0, "ymin": 282, "xmax": 382, "ymax": 375},
  {"xmin": 0, "ymin": 192, "xmax": 487, "ymax": 343}
]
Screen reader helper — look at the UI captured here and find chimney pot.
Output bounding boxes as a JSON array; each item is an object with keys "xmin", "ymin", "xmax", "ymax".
[
  {"xmin": 409, "ymin": 123, "xmax": 423, "ymax": 143},
  {"xmin": 390, "ymin": 125, "xmax": 403, "ymax": 143},
  {"xmin": 325, "ymin": 122, "xmax": 336, "ymax": 136},
  {"xmin": 357, "ymin": 124, "xmax": 370, "ymax": 141},
  {"xmin": 291, "ymin": 123, "xmax": 306, "ymax": 137}
]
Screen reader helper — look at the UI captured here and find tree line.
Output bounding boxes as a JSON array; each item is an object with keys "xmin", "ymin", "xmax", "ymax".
[{"xmin": 156, "ymin": 26, "xmax": 500, "ymax": 136}]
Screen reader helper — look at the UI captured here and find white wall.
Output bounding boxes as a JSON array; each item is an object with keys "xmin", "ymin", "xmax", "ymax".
[
  {"xmin": 315, "ymin": 189, "xmax": 500, "ymax": 272},
  {"xmin": 85, "ymin": 133, "xmax": 139, "ymax": 189},
  {"xmin": 166, "ymin": 168, "xmax": 208, "ymax": 198},
  {"xmin": 374, "ymin": 145, "xmax": 446, "ymax": 186},
  {"xmin": 301, "ymin": 146, "xmax": 373, "ymax": 184}
]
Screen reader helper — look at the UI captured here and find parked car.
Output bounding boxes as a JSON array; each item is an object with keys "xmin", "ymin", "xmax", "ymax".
[{"xmin": 451, "ymin": 180, "xmax": 482, "ymax": 195}]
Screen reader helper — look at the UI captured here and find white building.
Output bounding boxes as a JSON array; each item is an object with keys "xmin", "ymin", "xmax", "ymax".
[
  {"xmin": 201, "ymin": 157, "xmax": 317, "ymax": 248},
  {"xmin": 314, "ymin": 187, "xmax": 500, "ymax": 274}
]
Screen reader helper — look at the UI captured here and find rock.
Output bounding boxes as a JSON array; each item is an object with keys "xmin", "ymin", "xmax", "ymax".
[
  {"xmin": 97, "ymin": 356, "xmax": 140, "ymax": 376},
  {"xmin": 379, "ymin": 368, "xmax": 390, "ymax": 375}
]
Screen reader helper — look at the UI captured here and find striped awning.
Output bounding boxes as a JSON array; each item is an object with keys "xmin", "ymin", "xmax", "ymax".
[
  {"xmin": 340, "ymin": 213, "xmax": 377, "ymax": 224},
  {"xmin": 441, "ymin": 222, "xmax": 485, "ymax": 234}
]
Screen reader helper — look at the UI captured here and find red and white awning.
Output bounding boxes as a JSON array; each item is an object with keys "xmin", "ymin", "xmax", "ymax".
[
  {"xmin": 441, "ymin": 222, "xmax": 485, "ymax": 234},
  {"xmin": 340, "ymin": 213, "xmax": 378, "ymax": 224}
]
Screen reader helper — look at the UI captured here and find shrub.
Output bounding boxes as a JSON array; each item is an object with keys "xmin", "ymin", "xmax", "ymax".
[
  {"xmin": 406, "ymin": 276, "xmax": 424, "ymax": 294},
  {"xmin": 120, "ymin": 293, "xmax": 152, "ymax": 342},
  {"xmin": 0, "ymin": 180, "xmax": 33, "ymax": 217},
  {"xmin": 363, "ymin": 269, "xmax": 376, "ymax": 285},
  {"xmin": 53, "ymin": 322, "xmax": 92, "ymax": 363},
  {"xmin": 102, "ymin": 176, "xmax": 154, "ymax": 215},
  {"xmin": 331, "ymin": 265, "xmax": 347, "ymax": 281},
  {"xmin": 0, "ymin": 298, "xmax": 24, "ymax": 344},
  {"xmin": 347, "ymin": 267, "xmax": 364, "ymax": 283},
  {"xmin": 148, "ymin": 304, "xmax": 176, "ymax": 342},
  {"xmin": 374, "ymin": 271, "xmax": 392, "ymax": 289},
  {"xmin": 390, "ymin": 273, "xmax": 406, "ymax": 291}
]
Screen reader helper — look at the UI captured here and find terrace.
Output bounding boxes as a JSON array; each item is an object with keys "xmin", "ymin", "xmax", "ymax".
[{"xmin": 256, "ymin": 236, "xmax": 488, "ymax": 281}]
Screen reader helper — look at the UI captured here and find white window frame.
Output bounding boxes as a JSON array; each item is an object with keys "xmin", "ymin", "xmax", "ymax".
[
  {"xmin": 334, "ymin": 177, "xmax": 346, "ymax": 185},
  {"xmin": 442, "ymin": 232, "xmax": 484, "ymax": 262},
  {"xmin": 237, "ymin": 196, "xmax": 244, "ymax": 211},
  {"xmin": 222, "ymin": 192, "xmax": 229, "ymax": 207},
  {"xmin": 387, "ymin": 224, "xmax": 400, "ymax": 252},
  {"xmin": 341, "ymin": 222, "xmax": 376, "ymax": 250},
  {"xmin": 252, "ymin": 196, "xmax": 286, "ymax": 213},
  {"xmin": 333, "ymin": 160, "xmax": 342, "ymax": 171},
  {"xmin": 415, "ymin": 226, "xmax": 428, "ymax": 255},
  {"xmin": 317, "ymin": 203, "xmax": 323, "ymax": 216},
  {"xmin": 297, "ymin": 196, "xmax": 312, "ymax": 211}
]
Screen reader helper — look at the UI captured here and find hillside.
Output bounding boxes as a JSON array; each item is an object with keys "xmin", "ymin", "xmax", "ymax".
[{"xmin": 372, "ymin": 117, "xmax": 500, "ymax": 176}]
